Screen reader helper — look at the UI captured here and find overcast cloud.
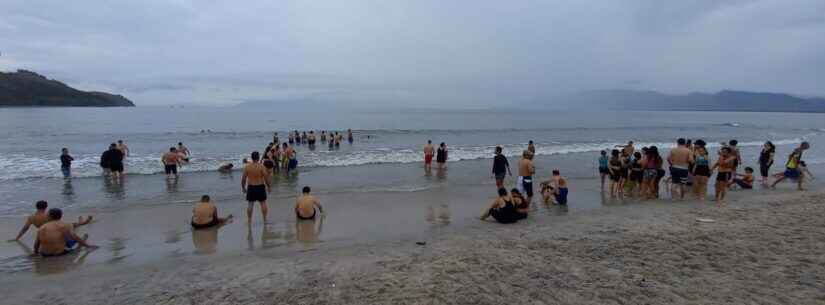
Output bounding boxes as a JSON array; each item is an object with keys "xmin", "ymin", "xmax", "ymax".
[{"xmin": 1, "ymin": 0, "xmax": 824, "ymax": 106}]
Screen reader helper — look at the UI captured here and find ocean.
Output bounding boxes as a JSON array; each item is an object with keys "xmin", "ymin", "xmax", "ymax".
[{"xmin": 1, "ymin": 107, "xmax": 824, "ymax": 216}]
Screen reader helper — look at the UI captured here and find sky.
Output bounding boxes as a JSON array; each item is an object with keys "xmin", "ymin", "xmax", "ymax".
[{"xmin": 1, "ymin": 0, "xmax": 824, "ymax": 107}]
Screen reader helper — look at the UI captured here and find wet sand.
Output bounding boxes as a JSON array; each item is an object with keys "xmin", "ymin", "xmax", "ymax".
[{"xmin": 2, "ymin": 183, "xmax": 824, "ymax": 304}]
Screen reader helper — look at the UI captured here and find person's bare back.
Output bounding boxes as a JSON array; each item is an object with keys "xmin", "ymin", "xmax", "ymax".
[
  {"xmin": 518, "ymin": 158, "xmax": 534, "ymax": 177},
  {"xmin": 243, "ymin": 163, "xmax": 267, "ymax": 186},
  {"xmin": 296, "ymin": 195, "xmax": 321, "ymax": 219},
  {"xmin": 669, "ymin": 146, "xmax": 693, "ymax": 168}
]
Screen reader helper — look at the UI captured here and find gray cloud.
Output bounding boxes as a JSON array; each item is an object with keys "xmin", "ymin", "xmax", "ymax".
[{"xmin": 1, "ymin": 0, "xmax": 823, "ymax": 106}]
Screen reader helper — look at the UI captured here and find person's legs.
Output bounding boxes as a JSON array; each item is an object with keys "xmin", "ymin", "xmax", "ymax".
[
  {"xmin": 247, "ymin": 202, "xmax": 254, "ymax": 223},
  {"xmin": 260, "ymin": 201, "xmax": 268, "ymax": 222}
]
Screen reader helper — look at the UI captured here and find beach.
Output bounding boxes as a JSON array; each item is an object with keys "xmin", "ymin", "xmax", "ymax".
[{"xmin": 2, "ymin": 184, "xmax": 824, "ymax": 304}]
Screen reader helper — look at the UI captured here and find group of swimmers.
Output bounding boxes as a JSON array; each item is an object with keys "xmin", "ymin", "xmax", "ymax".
[
  {"xmin": 598, "ymin": 139, "xmax": 813, "ymax": 205},
  {"xmin": 284, "ymin": 129, "xmax": 354, "ymax": 148}
]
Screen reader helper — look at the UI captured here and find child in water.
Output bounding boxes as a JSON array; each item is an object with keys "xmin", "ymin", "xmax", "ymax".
[{"xmin": 731, "ymin": 167, "xmax": 754, "ymax": 190}]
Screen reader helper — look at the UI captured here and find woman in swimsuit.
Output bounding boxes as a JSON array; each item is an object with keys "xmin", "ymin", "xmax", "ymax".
[
  {"xmin": 691, "ymin": 140, "xmax": 712, "ymax": 201},
  {"xmin": 263, "ymin": 149, "xmax": 275, "ymax": 176},
  {"xmin": 511, "ymin": 188, "xmax": 529, "ymax": 219},
  {"xmin": 712, "ymin": 147, "xmax": 736, "ymax": 205},
  {"xmin": 480, "ymin": 188, "xmax": 519, "ymax": 224},
  {"xmin": 627, "ymin": 151, "xmax": 644, "ymax": 197},
  {"xmin": 436, "ymin": 143, "xmax": 448, "ymax": 170},
  {"xmin": 598, "ymin": 150, "xmax": 609, "ymax": 190},
  {"xmin": 641, "ymin": 147, "xmax": 662, "ymax": 200},
  {"xmin": 608, "ymin": 149, "xmax": 623, "ymax": 198}
]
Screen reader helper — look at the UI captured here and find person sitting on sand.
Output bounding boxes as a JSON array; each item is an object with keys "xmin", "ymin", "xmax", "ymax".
[
  {"xmin": 11, "ymin": 200, "xmax": 91, "ymax": 241},
  {"xmin": 511, "ymin": 188, "xmax": 528, "ymax": 219},
  {"xmin": 295, "ymin": 186, "xmax": 324, "ymax": 220},
  {"xmin": 218, "ymin": 163, "xmax": 234, "ymax": 173},
  {"xmin": 34, "ymin": 208, "xmax": 96, "ymax": 257},
  {"xmin": 539, "ymin": 180, "xmax": 556, "ymax": 204},
  {"xmin": 730, "ymin": 167, "xmax": 754, "ymax": 190},
  {"xmin": 191, "ymin": 195, "xmax": 233, "ymax": 229},
  {"xmin": 480, "ymin": 188, "xmax": 519, "ymax": 224},
  {"xmin": 552, "ymin": 169, "xmax": 569, "ymax": 205}
]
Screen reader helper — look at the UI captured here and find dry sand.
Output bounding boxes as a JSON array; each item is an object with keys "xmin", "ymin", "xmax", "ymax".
[{"xmin": 3, "ymin": 189, "xmax": 825, "ymax": 305}]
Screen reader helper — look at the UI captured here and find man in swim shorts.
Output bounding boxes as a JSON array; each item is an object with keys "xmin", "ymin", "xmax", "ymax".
[
  {"xmin": 517, "ymin": 150, "xmax": 536, "ymax": 203},
  {"xmin": 11, "ymin": 200, "xmax": 92, "ymax": 241},
  {"xmin": 242, "ymin": 151, "xmax": 271, "ymax": 223},
  {"xmin": 667, "ymin": 138, "xmax": 694, "ymax": 200},
  {"xmin": 423, "ymin": 140, "xmax": 435, "ymax": 170},
  {"xmin": 34, "ymin": 208, "xmax": 96, "ymax": 257},
  {"xmin": 295, "ymin": 186, "xmax": 324, "ymax": 220},
  {"xmin": 191, "ymin": 195, "xmax": 233, "ymax": 229},
  {"xmin": 162, "ymin": 147, "xmax": 181, "ymax": 179}
]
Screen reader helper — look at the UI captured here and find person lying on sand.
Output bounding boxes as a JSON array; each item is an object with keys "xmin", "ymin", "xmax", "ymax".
[
  {"xmin": 295, "ymin": 186, "xmax": 324, "ymax": 220},
  {"xmin": 480, "ymin": 188, "xmax": 519, "ymax": 224},
  {"xmin": 11, "ymin": 200, "xmax": 91, "ymax": 241},
  {"xmin": 34, "ymin": 208, "xmax": 96, "ymax": 257},
  {"xmin": 191, "ymin": 195, "xmax": 233, "ymax": 229}
]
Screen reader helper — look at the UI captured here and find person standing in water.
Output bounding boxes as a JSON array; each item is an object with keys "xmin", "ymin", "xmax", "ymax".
[
  {"xmin": 436, "ymin": 142, "xmax": 448, "ymax": 169},
  {"xmin": 272, "ymin": 132, "xmax": 280, "ymax": 147},
  {"xmin": 758, "ymin": 141, "xmax": 775, "ymax": 186},
  {"xmin": 308, "ymin": 131, "xmax": 317, "ymax": 147},
  {"xmin": 598, "ymin": 150, "xmax": 609, "ymax": 191},
  {"xmin": 295, "ymin": 186, "xmax": 324, "ymax": 220},
  {"xmin": 691, "ymin": 140, "xmax": 711, "ymax": 201},
  {"xmin": 667, "ymin": 138, "xmax": 694, "ymax": 200},
  {"xmin": 242, "ymin": 151, "xmax": 271, "ymax": 223},
  {"xmin": 527, "ymin": 141, "xmax": 536, "ymax": 155},
  {"xmin": 423, "ymin": 140, "xmax": 435, "ymax": 171},
  {"xmin": 162, "ymin": 147, "xmax": 181, "ymax": 179},
  {"xmin": 712, "ymin": 147, "xmax": 736, "ymax": 205},
  {"xmin": 347, "ymin": 129, "xmax": 354, "ymax": 144},
  {"xmin": 60, "ymin": 148, "xmax": 74, "ymax": 178},
  {"xmin": 492, "ymin": 146, "xmax": 512, "ymax": 189},
  {"xmin": 107, "ymin": 143, "xmax": 125, "ymax": 179},
  {"xmin": 771, "ymin": 141, "xmax": 810, "ymax": 190},
  {"xmin": 517, "ymin": 150, "xmax": 535, "ymax": 203},
  {"xmin": 177, "ymin": 142, "xmax": 191, "ymax": 163}
]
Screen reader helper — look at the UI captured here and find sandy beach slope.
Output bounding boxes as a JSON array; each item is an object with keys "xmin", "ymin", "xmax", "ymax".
[{"xmin": 3, "ymin": 188, "xmax": 825, "ymax": 305}]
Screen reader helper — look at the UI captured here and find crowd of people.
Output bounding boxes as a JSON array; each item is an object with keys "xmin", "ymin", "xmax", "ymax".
[
  {"xmin": 12, "ymin": 134, "xmax": 816, "ymax": 256},
  {"xmin": 597, "ymin": 139, "xmax": 813, "ymax": 205}
]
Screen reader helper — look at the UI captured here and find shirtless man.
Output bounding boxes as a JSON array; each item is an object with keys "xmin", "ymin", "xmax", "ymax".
[
  {"xmin": 667, "ymin": 138, "xmax": 694, "ymax": 200},
  {"xmin": 273, "ymin": 132, "xmax": 280, "ymax": 146},
  {"xmin": 423, "ymin": 140, "xmax": 435, "ymax": 170},
  {"xmin": 34, "ymin": 208, "xmax": 96, "ymax": 257},
  {"xmin": 11, "ymin": 200, "xmax": 91, "ymax": 241},
  {"xmin": 242, "ymin": 151, "xmax": 271, "ymax": 223},
  {"xmin": 517, "ymin": 150, "xmax": 536, "ymax": 203},
  {"xmin": 117, "ymin": 140, "xmax": 129, "ymax": 158},
  {"xmin": 283, "ymin": 143, "xmax": 298, "ymax": 173},
  {"xmin": 162, "ymin": 147, "xmax": 181, "ymax": 179},
  {"xmin": 191, "ymin": 195, "xmax": 233, "ymax": 229},
  {"xmin": 295, "ymin": 186, "xmax": 324, "ymax": 220},
  {"xmin": 527, "ymin": 141, "xmax": 536, "ymax": 155},
  {"xmin": 308, "ymin": 131, "xmax": 317, "ymax": 146},
  {"xmin": 347, "ymin": 129, "xmax": 354, "ymax": 143},
  {"xmin": 616, "ymin": 141, "xmax": 635, "ymax": 157}
]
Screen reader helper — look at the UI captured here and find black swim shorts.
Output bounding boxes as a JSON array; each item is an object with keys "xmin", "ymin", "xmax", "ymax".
[
  {"xmin": 164, "ymin": 164, "xmax": 177, "ymax": 174},
  {"xmin": 246, "ymin": 184, "xmax": 267, "ymax": 202},
  {"xmin": 670, "ymin": 167, "xmax": 689, "ymax": 185}
]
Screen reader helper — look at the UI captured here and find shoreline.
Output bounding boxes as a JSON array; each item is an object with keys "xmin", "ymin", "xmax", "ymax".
[{"xmin": 2, "ymin": 184, "xmax": 824, "ymax": 304}]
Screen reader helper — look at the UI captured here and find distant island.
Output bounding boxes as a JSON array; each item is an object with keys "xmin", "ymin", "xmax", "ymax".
[
  {"xmin": 0, "ymin": 70, "xmax": 134, "ymax": 107},
  {"xmin": 555, "ymin": 89, "xmax": 825, "ymax": 113}
]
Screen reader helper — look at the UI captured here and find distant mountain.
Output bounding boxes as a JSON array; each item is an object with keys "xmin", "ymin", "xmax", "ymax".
[
  {"xmin": 0, "ymin": 70, "xmax": 134, "ymax": 107},
  {"xmin": 554, "ymin": 89, "xmax": 825, "ymax": 113}
]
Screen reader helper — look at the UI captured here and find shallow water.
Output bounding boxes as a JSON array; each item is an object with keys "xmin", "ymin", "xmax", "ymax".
[{"xmin": 1, "ymin": 108, "xmax": 824, "ymax": 274}]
